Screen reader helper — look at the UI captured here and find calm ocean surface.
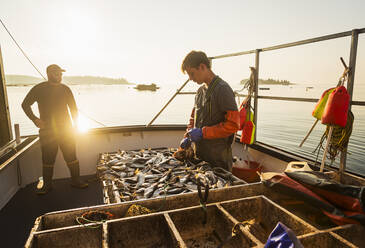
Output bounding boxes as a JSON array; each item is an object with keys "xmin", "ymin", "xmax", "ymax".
[{"xmin": 6, "ymin": 82, "xmax": 365, "ymax": 175}]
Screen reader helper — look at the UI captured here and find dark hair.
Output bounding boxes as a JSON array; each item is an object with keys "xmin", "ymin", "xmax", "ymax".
[{"xmin": 181, "ymin": 50, "xmax": 211, "ymax": 73}]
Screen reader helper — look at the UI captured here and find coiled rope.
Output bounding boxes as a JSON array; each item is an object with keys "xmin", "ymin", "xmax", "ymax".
[{"xmin": 314, "ymin": 111, "xmax": 354, "ymax": 164}]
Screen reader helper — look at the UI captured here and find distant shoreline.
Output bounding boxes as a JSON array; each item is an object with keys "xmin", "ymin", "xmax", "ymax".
[
  {"xmin": 241, "ymin": 78, "xmax": 295, "ymax": 86},
  {"xmin": 5, "ymin": 74, "xmax": 133, "ymax": 87},
  {"xmin": 6, "ymin": 82, "xmax": 134, "ymax": 87}
]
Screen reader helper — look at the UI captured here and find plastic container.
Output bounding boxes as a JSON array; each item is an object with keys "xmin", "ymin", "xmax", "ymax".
[{"xmin": 232, "ymin": 160, "xmax": 262, "ymax": 183}]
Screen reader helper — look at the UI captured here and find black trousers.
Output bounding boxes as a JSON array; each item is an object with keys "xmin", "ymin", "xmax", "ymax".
[
  {"xmin": 39, "ymin": 128, "xmax": 77, "ymax": 165},
  {"xmin": 196, "ymin": 138, "xmax": 233, "ymax": 171}
]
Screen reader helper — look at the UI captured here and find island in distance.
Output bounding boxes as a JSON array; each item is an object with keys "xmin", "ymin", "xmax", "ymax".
[
  {"xmin": 134, "ymin": 83, "xmax": 159, "ymax": 91},
  {"xmin": 5, "ymin": 75, "xmax": 132, "ymax": 86}
]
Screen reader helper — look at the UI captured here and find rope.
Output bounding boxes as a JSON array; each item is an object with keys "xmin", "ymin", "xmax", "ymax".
[
  {"xmin": 313, "ymin": 63, "xmax": 353, "ymax": 165},
  {"xmin": 0, "ymin": 18, "xmax": 107, "ymax": 127},
  {"xmin": 79, "ymin": 110, "xmax": 107, "ymax": 127},
  {"xmin": 239, "ymin": 67, "xmax": 255, "ymax": 126},
  {"xmin": 75, "ymin": 210, "xmax": 113, "ymax": 228},
  {"xmin": 0, "ymin": 18, "xmax": 46, "ymax": 79},
  {"xmin": 152, "ymin": 181, "xmax": 169, "ymax": 212},
  {"xmin": 75, "ymin": 216, "xmax": 104, "ymax": 228},
  {"xmin": 197, "ymin": 178, "xmax": 209, "ymax": 225},
  {"xmin": 216, "ymin": 219, "xmax": 255, "ymax": 248},
  {"xmin": 314, "ymin": 111, "xmax": 354, "ymax": 164}
]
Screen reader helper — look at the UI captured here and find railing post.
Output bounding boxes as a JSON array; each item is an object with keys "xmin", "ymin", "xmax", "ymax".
[
  {"xmin": 146, "ymin": 79, "xmax": 190, "ymax": 127},
  {"xmin": 253, "ymin": 49, "xmax": 260, "ymax": 143},
  {"xmin": 339, "ymin": 29, "xmax": 359, "ymax": 178},
  {"xmin": 0, "ymin": 45, "xmax": 13, "ymax": 146}
]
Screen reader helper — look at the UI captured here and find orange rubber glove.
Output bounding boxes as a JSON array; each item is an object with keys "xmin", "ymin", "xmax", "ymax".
[{"xmin": 202, "ymin": 110, "xmax": 240, "ymax": 139}]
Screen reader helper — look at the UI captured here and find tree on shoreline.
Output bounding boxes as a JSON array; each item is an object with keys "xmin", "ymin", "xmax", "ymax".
[
  {"xmin": 240, "ymin": 78, "xmax": 293, "ymax": 85},
  {"xmin": 5, "ymin": 75, "xmax": 132, "ymax": 86}
]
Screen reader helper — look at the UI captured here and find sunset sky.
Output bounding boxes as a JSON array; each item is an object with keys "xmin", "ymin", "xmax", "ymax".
[{"xmin": 0, "ymin": 0, "xmax": 364, "ymax": 86}]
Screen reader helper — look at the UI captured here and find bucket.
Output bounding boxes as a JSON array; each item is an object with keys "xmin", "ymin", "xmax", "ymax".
[{"xmin": 232, "ymin": 160, "xmax": 262, "ymax": 183}]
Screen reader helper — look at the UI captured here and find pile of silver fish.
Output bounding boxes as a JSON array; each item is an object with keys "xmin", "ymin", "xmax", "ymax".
[{"xmin": 97, "ymin": 148, "xmax": 244, "ymax": 202}]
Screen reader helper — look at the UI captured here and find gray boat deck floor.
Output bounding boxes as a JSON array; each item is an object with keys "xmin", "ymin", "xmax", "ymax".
[{"xmin": 0, "ymin": 175, "xmax": 103, "ymax": 248}]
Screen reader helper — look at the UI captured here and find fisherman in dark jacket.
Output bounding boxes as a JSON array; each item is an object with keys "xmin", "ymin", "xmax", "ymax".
[
  {"xmin": 22, "ymin": 64, "xmax": 88, "ymax": 194},
  {"xmin": 180, "ymin": 51, "xmax": 240, "ymax": 171}
]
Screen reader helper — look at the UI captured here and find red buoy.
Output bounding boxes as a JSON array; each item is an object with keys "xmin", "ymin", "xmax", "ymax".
[
  {"xmin": 239, "ymin": 99, "xmax": 249, "ymax": 130},
  {"xmin": 321, "ymin": 86, "xmax": 350, "ymax": 127},
  {"xmin": 239, "ymin": 105, "xmax": 248, "ymax": 130},
  {"xmin": 240, "ymin": 120, "xmax": 255, "ymax": 144}
]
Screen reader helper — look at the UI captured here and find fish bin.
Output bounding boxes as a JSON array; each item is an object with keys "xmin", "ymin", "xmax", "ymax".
[
  {"xmin": 107, "ymin": 214, "xmax": 180, "ymax": 248},
  {"xmin": 298, "ymin": 232, "xmax": 356, "ymax": 248},
  {"xmin": 28, "ymin": 225, "xmax": 103, "ymax": 248},
  {"xmin": 220, "ymin": 196, "xmax": 316, "ymax": 243},
  {"xmin": 97, "ymin": 148, "xmax": 245, "ymax": 204},
  {"xmin": 168, "ymin": 204, "xmax": 256, "ymax": 247}
]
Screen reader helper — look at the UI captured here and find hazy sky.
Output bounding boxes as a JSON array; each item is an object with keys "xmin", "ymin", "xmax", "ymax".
[{"xmin": 0, "ymin": 0, "xmax": 364, "ymax": 86}]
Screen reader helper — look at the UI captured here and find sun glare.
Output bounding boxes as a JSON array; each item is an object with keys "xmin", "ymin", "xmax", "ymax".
[
  {"xmin": 77, "ymin": 114, "xmax": 91, "ymax": 133},
  {"xmin": 61, "ymin": 9, "xmax": 98, "ymax": 56}
]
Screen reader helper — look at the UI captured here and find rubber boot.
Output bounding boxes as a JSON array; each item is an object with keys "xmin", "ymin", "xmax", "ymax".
[
  {"xmin": 37, "ymin": 165, "xmax": 54, "ymax": 195},
  {"xmin": 67, "ymin": 160, "xmax": 88, "ymax": 189}
]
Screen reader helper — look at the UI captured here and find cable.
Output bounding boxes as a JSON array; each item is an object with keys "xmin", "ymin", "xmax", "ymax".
[
  {"xmin": 0, "ymin": 18, "xmax": 46, "ymax": 80},
  {"xmin": 0, "ymin": 18, "xmax": 107, "ymax": 127},
  {"xmin": 79, "ymin": 110, "xmax": 107, "ymax": 127}
]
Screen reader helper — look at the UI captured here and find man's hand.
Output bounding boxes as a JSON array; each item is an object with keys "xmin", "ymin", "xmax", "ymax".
[
  {"xmin": 34, "ymin": 118, "xmax": 45, "ymax": 129},
  {"xmin": 180, "ymin": 137, "xmax": 191, "ymax": 149},
  {"xmin": 183, "ymin": 128, "xmax": 192, "ymax": 138},
  {"xmin": 188, "ymin": 128, "xmax": 203, "ymax": 142}
]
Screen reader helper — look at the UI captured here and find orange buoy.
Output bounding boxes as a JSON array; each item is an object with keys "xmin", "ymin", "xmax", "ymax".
[{"xmin": 321, "ymin": 86, "xmax": 350, "ymax": 127}]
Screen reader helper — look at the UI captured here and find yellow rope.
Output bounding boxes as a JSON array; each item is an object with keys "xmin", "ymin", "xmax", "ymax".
[{"xmin": 314, "ymin": 111, "xmax": 354, "ymax": 164}]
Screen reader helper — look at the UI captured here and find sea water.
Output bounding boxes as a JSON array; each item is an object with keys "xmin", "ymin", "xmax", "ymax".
[{"xmin": 6, "ymin": 82, "xmax": 365, "ymax": 175}]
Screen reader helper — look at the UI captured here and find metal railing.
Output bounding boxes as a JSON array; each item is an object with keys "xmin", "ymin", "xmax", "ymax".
[{"xmin": 148, "ymin": 28, "xmax": 365, "ymax": 174}]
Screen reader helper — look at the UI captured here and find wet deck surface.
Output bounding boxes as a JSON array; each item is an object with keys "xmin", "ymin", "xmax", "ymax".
[{"xmin": 0, "ymin": 175, "xmax": 103, "ymax": 248}]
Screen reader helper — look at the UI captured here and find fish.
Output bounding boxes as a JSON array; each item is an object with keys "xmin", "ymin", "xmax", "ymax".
[
  {"xmin": 136, "ymin": 172, "xmax": 145, "ymax": 188},
  {"xmin": 129, "ymin": 163, "xmax": 146, "ymax": 169},
  {"xmin": 180, "ymin": 174, "xmax": 190, "ymax": 184},
  {"xmin": 135, "ymin": 187, "xmax": 145, "ymax": 194},
  {"xmin": 217, "ymin": 179, "xmax": 225, "ymax": 188},
  {"xmin": 141, "ymin": 182, "xmax": 151, "ymax": 188},
  {"xmin": 144, "ymin": 183, "xmax": 158, "ymax": 198},
  {"xmin": 111, "ymin": 165, "xmax": 127, "ymax": 171},
  {"xmin": 169, "ymin": 176, "xmax": 179, "ymax": 184},
  {"xmin": 99, "ymin": 147, "xmax": 243, "ymax": 202},
  {"xmin": 118, "ymin": 172, "xmax": 127, "ymax": 178},
  {"xmin": 145, "ymin": 174, "xmax": 160, "ymax": 180},
  {"xmin": 205, "ymin": 171, "xmax": 218, "ymax": 185},
  {"xmin": 158, "ymin": 169, "xmax": 172, "ymax": 183},
  {"xmin": 107, "ymin": 158, "xmax": 120, "ymax": 166},
  {"xmin": 132, "ymin": 157, "xmax": 151, "ymax": 164},
  {"xmin": 213, "ymin": 167, "xmax": 232, "ymax": 180},
  {"xmin": 153, "ymin": 188, "xmax": 164, "ymax": 197},
  {"xmin": 125, "ymin": 177, "xmax": 138, "ymax": 184},
  {"xmin": 114, "ymin": 179, "xmax": 125, "ymax": 189},
  {"xmin": 167, "ymin": 187, "xmax": 185, "ymax": 195},
  {"xmin": 151, "ymin": 169, "xmax": 162, "ymax": 174},
  {"xmin": 185, "ymin": 183, "xmax": 198, "ymax": 191}
]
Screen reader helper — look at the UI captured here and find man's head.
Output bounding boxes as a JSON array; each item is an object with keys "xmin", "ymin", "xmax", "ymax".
[
  {"xmin": 46, "ymin": 64, "xmax": 65, "ymax": 83},
  {"xmin": 181, "ymin": 51, "xmax": 212, "ymax": 84}
]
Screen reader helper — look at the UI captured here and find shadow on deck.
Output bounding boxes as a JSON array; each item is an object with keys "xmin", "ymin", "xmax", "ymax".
[{"xmin": 0, "ymin": 175, "xmax": 103, "ymax": 248}]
